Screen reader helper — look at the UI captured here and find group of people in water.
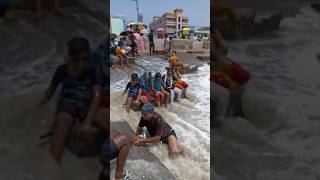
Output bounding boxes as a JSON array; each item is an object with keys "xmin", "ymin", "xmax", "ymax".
[
  {"xmin": 211, "ymin": 1, "xmax": 251, "ymax": 128},
  {"xmin": 123, "ymin": 52, "xmax": 189, "ymax": 113}
]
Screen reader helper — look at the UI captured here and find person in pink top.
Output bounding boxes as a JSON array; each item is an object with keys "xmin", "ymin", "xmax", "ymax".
[{"xmin": 133, "ymin": 32, "xmax": 144, "ymax": 54}]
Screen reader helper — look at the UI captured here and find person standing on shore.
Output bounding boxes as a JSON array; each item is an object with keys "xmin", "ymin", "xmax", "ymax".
[
  {"xmin": 164, "ymin": 34, "xmax": 171, "ymax": 57},
  {"xmin": 148, "ymin": 29, "xmax": 155, "ymax": 56}
]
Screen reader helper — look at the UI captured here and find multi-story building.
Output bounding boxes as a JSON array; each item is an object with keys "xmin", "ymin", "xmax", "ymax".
[
  {"xmin": 111, "ymin": 15, "xmax": 125, "ymax": 35},
  {"xmin": 149, "ymin": 9, "xmax": 189, "ymax": 34}
]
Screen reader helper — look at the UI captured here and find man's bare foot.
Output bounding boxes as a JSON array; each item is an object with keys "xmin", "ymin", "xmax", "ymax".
[{"xmin": 115, "ymin": 168, "xmax": 129, "ymax": 180}]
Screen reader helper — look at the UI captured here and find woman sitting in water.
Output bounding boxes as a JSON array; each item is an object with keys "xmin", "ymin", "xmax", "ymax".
[
  {"xmin": 122, "ymin": 73, "xmax": 142, "ymax": 113},
  {"xmin": 139, "ymin": 71, "xmax": 153, "ymax": 104},
  {"xmin": 162, "ymin": 68, "xmax": 183, "ymax": 105},
  {"xmin": 151, "ymin": 72, "xmax": 169, "ymax": 108},
  {"xmin": 172, "ymin": 68, "xmax": 189, "ymax": 98}
]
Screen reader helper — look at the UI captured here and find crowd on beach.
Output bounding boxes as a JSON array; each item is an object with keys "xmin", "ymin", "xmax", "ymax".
[{"xmin": 110, "ymin": 27, "xmax": 176, "ymax": 68}]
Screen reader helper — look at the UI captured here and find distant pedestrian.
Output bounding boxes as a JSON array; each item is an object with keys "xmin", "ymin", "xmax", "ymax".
[
  {"xmin": 148, "ymin": 29, "xmax": 155, "ymax": 56},
  {"xmin": 164, "ymin": 34, "xmax": 171, "ymax": 57}
]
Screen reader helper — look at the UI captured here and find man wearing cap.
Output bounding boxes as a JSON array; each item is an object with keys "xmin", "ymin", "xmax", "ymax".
[{"xmin": 133, "ymin": 104, "xmax": 184, "ymax": 157}]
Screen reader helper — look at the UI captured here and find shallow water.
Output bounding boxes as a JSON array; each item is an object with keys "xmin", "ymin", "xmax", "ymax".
[
  {"xmin": 213, "ymin": 5, "xmax": 320, "ymax": 180},
  {"xmin": 110, "ymin": 56, "xmax": 210, "ymax": 180}
]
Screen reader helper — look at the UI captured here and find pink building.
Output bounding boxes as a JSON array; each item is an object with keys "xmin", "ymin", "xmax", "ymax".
[{"xmin": 149, "ymin": 9, "xmax": 189, "ymax": 34}]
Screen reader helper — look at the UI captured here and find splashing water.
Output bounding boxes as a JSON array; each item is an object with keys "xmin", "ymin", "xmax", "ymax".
[
  {"xmin": 214, "ymin": 4, "xmax": 320, "ymax": 180},
  {"xmin": 111, "ymin": 57, "xmax": 210, "ymax": 180}
]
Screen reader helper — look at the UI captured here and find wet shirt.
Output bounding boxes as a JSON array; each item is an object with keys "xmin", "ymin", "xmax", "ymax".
[
  {"xmin": 51, "ymin": 63, "xmax": 103, "ymax": 106},
  {"xmin": 169, "ymin": 55, "xmax": 178, "ymax": 66},
  {"xmin": 140, "ymin": 77, "xmax": 151, "ymax": 93},
  {"xmin": 125, "ymin": 82, "xmax": 141, "ymax": 97},
  {"xmin": 138, "ymin": 112, "xmax": 172, "ymax": 138},
  {"xmin": 162, "ymin": 75, "xmax": 173, "ymax": 89},
  {"xmin": 152, "ymin": 77, "xmax": 163, "ymax": 91}
]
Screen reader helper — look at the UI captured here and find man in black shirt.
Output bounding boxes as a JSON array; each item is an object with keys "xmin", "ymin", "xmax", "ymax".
[
  {"xmin": 148, "ymin": 29, "xmax": 155, "ymax": 56},
  {"xmin": 134, "ymin": 104, "xmax": 185, "ymax": 157}
]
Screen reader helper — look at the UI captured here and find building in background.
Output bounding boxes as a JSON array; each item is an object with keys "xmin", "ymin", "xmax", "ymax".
[
  {"xmin": 149, "ymin": 8, "xmax": 189, "ymax": 35},
  {"xmin": 111, "ymin": 15, "xmax": 125, "ymax": 35}
]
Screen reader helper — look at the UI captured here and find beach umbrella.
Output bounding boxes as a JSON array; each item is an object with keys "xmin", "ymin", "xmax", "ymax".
[
  {"xmin": 127, "ymin": 21, "xmax": 138, "ymax": 27},
  {"xmin": 120, "ymin": 30, "xmax": 134, "ymax": 36},
  {"xmin": 182, "ymin": 27, "xmax": 190, "ymax": 31}
]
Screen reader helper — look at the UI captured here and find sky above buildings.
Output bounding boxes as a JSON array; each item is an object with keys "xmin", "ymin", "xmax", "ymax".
[{"xmin": 110, "ymin": 0, "xmax": 210, "ymax": 26}]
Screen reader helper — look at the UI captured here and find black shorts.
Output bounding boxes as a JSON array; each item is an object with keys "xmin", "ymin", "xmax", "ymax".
[
  {"xmin": 101, "ymin": 139, "xmax": 118, "ymax": 162},
  {"xmin": 56, "ymin": 99, "xmax": 88, "ymax": 122},
  {"xmin": 161, "ymin": 129, "xmax": 177, "ymax": 144}
]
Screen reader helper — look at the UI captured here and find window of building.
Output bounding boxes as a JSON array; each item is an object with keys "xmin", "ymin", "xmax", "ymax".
[
  {"xmin": 178, "ymin": 17, "xmax": 181, "ymax": 22},
  {"xmin": 178, "ymin": 24, "xmax": 181, "ymax": 30}
]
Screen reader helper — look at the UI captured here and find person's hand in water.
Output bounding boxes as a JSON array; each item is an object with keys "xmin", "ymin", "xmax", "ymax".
[{"xmin": 133, "ymin": 136, "xmax": 144, "ymax": 146}]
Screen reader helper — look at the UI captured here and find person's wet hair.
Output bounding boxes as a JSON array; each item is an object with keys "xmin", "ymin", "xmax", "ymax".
[
  {"xmin": 67, "ymin": 37, "xmax": 90, "ymax": 56},
  {"xmin": 131, "ymin": 73, "xmax": 139, "ymax": 81},
  {"xmin": 155, "ymin": 72, "xmax": 161, "ymax": 79}
]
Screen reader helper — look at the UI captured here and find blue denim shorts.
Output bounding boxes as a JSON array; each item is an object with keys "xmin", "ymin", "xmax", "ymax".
[{"xmin": 101, "ymin": 139, "xmax": 118, "ymax": 160}]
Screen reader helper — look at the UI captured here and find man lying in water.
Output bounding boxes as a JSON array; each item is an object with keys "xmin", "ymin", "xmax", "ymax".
[
  {"xmin": 133, "ymin": 104, "xmax": 185, "ymax": 157},
  {"xmin": 38, "ymin": 37, "xmax": 108, "ymax": 163},
  {"xmin": 100, "ymin": 129, "xmax": 132, "ymax": 180}
]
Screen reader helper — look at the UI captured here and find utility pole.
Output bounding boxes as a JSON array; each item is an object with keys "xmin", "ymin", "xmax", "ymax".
[{"xmin": 132, "ymin": 0, "xmax": 139, "ymax": 22}]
